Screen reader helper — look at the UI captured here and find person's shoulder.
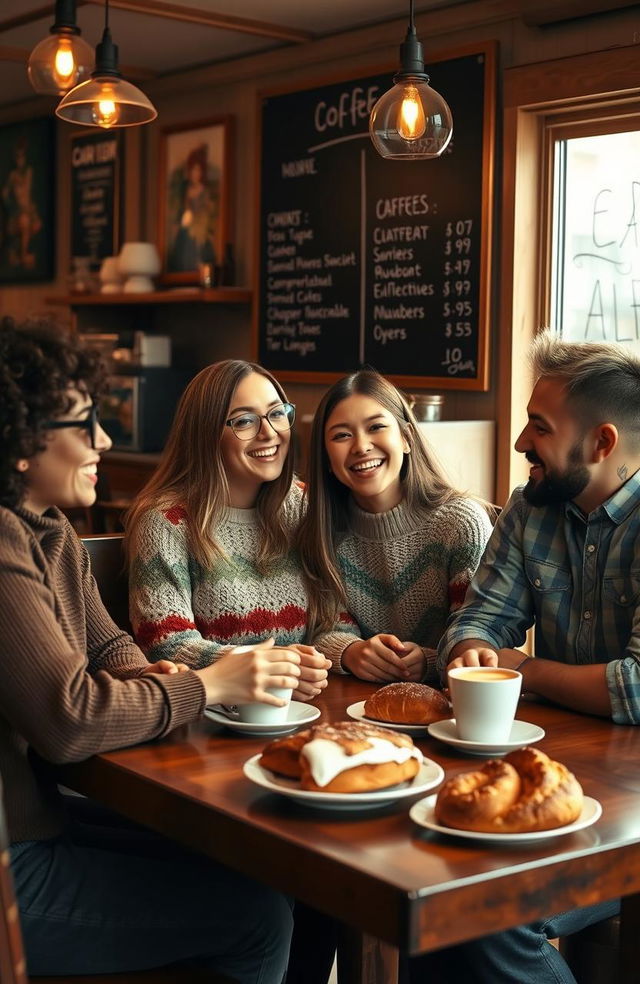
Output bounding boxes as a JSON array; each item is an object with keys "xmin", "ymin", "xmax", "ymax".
[
  {"xmin": 0, "ymin": 505, "xmax": 30, "ymax": 546},
  {"xmin": 428, "ymin": 495, "xmax": 493, "ymax": 532},
  {"xmin": 284, "ymin": 479, "xmax": 306, "ymax": 519},
  {"xmin": 139, "ymin": 504, "xmax": 189, "ymax": 532}
]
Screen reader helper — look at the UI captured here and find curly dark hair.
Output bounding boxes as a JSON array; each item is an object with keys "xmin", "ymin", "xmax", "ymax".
[{"xmin": 0, "ymin": 316, "xmax": 107, "ymax": 508}]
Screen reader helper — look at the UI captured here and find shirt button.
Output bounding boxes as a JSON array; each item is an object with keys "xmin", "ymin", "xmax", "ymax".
[
  {"xmin": 620, "ymin": 595, "xmax": 627, "ymax": 604},
  {"xmin": 584, "ymin": 610, "xmax": 592, "ymax": 620},
  {"xmin": 534, "ymin": 578, "xmax": 541, "ymax": 587},
  {"xmin": 587, "ymin": 544, "xmax": 595, "ymax": 553}
]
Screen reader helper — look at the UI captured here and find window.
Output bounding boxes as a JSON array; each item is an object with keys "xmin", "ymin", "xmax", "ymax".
[{"xmin": 549, "ymin": 126, "xmax": 640, "ymax": 347}]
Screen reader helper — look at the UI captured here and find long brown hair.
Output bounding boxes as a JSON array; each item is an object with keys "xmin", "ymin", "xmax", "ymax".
[
  {"xmin": 298, "ymin": 369, "xmax": 463, "ymax": 635},
  {"xmin": 125, "ymin": 360, "xmax": 295, "ymax": 571}
]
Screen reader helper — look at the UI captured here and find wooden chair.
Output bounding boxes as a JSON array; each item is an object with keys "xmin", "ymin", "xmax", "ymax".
[{"xmin": 81, "ymin": 534, "xmax": 131, "ymax": 634}]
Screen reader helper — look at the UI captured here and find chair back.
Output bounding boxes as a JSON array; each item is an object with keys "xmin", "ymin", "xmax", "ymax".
[
  {"xmin": 0, "ymin": 777, "xmax": 28, "ymax": 984},
  {"xmin": 80, "ymin": 534, "xmax": 131, "ymax": 634}
]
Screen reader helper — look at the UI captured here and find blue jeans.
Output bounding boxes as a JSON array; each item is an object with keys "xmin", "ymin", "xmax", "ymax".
[
  {"xmin": 408, "ymin": 899, "xmax": 620, "ymax": 983},
  {"xmin": 11, "ymin": 797, "xmax": 293, "ymax": 984}
]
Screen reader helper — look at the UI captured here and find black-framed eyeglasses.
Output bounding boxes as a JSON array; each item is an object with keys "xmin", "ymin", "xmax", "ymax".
[
  {"xmin": 225, "ymin": 402, "xmax": 296, "ymax": 441},
  {"xmin": 45, "ymin": 403, "xmax": 99, "ymax": 449}
]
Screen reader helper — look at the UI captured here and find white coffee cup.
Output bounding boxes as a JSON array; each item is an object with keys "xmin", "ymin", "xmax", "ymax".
[
  {"xmin": 237, "ymin": 686, "xmax": 293, "ymax": 724},
  {"xmin": 230, "ymin": 644, "xmax": 294, "ymax": 724},
  {"xmin": 448, "ymin": 666, "xmax": 522, "ymax": 743}
]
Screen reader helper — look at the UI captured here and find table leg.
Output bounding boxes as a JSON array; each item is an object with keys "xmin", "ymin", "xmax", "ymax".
[
  {"xmin": 620, "ymin": 892, "xmax": 640, "ymax": 982},
  {"xmin": 336, "ymin": 927, "xmax": 399, "ymax": 984}
]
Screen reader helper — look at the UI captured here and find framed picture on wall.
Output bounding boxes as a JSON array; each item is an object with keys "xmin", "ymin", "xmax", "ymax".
[
  {"xmin": 70, "ymin": 129, "xmax": 123, "ymax": 271},
  {"xmin": 0, "ymin": 117, "xmax": 55, "ymax": 284},
  {"xmin": 158, "ymin": 116, "xmax": 232, "ymax": 285}
]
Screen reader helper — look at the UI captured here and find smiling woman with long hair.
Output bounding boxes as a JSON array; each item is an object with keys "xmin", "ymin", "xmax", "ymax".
[
  {"xmin": 125, "ymin": 359, "xmax": 332, "ymax": 696},
  {"xmin": 299, "ymin": 369, "xmax": 493, "ymax": 684}
]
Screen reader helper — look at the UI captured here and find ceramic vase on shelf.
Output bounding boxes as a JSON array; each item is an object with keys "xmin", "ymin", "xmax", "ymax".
[
  {"xmin": 99, "ymin": 256, "xmax": 124, "ymax": 293},
  {"xmin": 118, "ymin": 242, "xmax": 161, "ymax": 293}
]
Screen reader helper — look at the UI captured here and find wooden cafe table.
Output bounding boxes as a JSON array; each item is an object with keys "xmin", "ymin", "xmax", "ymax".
[{"xmin": 57, "ymin": 675, "xmax": 640, "ymax": 983}]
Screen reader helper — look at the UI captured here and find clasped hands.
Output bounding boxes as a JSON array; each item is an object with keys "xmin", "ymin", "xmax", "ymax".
[{"xmin": 342, "ymin": 634, "xmax": 430, "ymax": 682}]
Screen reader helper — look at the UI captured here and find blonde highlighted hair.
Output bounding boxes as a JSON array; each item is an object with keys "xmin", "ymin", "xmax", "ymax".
[
  {"xmin": 298, "ymin": 369, "xmax": 469, "ymax": 635},
  {"xmin": 124, "ymin": 360, "xmax": 294, "ymax": 571}
]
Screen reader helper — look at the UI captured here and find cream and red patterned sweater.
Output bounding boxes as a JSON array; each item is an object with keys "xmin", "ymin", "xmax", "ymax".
[{"xmin": 129, "ymin": 483, "xmax": 352, "ymax": 667}]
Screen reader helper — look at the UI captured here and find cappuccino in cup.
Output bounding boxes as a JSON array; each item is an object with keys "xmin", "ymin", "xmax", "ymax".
[{"xmin": 448, "ymin": 665, "xmax": 522, "ymax": 743}]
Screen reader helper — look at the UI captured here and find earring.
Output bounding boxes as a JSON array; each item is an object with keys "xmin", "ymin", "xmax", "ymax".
[{"xmin": 15, "ymin": 459, "xmax": 29, "ymax": 473}]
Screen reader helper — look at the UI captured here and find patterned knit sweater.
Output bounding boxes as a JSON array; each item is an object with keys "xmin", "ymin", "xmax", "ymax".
[
  {"xmin": 314, "ymin": 496, "xmax": 493, "ymax": 685},
  {"xmin": 0, "ymin": 505, "xmax": 206, "ymax": 845},
  {"xmin": 129, "ymin": 482, "xmax": 322, "ymax": 667}
]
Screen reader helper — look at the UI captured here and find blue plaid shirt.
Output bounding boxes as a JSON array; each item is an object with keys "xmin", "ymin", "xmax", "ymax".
[{"xmin": 438, "ymin": 473, "xmax": 640, "ymax": 724}]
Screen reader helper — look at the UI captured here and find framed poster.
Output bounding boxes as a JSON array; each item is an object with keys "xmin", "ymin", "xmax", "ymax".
[
  {"xmin": 0, "ymin": 117, "xmax": 55, "ymax": 283},
  {"xmin": 157, "ymin": 116, "xmax": 232, "ymax": 285},
  {"xmin": 70, "ymin": 129, "xmax": 122, "ymax": 270}
]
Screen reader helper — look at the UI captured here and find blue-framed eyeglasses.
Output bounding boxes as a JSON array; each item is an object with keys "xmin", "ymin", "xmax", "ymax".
[
  {"xmin": 45, "ymin": 403, "xmax": 99, "ymax": 449},
  {"xmin": 225, "ymin": 402, "xmax": 296, "ymax": 441}
]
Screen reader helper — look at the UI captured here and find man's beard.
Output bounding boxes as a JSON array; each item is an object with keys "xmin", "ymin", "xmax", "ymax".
[{"xmin": 522, "ymin": 442, "xmax": 590, "ymax": 506}]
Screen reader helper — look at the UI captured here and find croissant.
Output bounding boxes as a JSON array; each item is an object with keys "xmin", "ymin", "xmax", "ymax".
[
  {"xmin": 364, "ymin": 682, "xmax": 450, "ymax": 725},
  {"xmin": 434, "ymin": 746, "xmax": 584, "ymax": 833}
]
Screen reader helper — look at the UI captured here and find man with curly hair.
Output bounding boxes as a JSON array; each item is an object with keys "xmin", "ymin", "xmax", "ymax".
[{"xmin": 0, "ymin": 317, "xmax": 300, "ymax": 981}]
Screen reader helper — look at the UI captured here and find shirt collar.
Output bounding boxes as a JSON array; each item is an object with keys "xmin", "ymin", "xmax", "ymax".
[{"xmin": 565, "ymin": 468, "xmax": 640, "ymax": 526}]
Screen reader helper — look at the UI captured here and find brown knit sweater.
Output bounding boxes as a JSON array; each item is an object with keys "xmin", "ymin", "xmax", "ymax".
[{"xmin": 0, "ymin": 505, "xmax": 206, "ymax": 845}]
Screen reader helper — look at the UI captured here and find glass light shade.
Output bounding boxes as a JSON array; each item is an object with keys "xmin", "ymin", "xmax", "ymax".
[
  {"xmin": 56, "ymin": 75, "xmax": 157, "ymax": 128},
  {"xmin": 369, "ymin": 77, "xmax": 453, "ymax": 160},
  {"xmin": 118, "ymin": 242, "xmax": 160, "ymax": 292},
  {"xmin": 27, "ymin": 32, "xmax": 94, "ymax": 95}
]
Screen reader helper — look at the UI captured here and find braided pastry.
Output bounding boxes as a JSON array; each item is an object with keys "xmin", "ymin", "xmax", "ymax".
[{"xmin": 434, "ymin": 746, "xmax": 583, "ymax": 833}]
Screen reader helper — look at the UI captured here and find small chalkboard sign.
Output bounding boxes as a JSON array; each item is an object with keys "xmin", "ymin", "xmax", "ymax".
[
  {"xmin": 254, "ymin": 42, "xmax": 495, "ymax": 389},
  {"xmin": 70, "ymin": 130, "xmax": 122, "ymax": 270}
]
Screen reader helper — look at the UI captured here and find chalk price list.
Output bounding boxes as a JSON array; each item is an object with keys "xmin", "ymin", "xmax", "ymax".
[
  {"xmin": 263, "ymin": 208, "xmax": 355, "ymax": 359},
  {"xmin": 441, "ymin": 219, "xmax": 477, "ymax": 376}
]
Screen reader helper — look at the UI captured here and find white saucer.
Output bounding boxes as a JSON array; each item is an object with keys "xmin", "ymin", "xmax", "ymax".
[
  {"xmin": 410, "ymin": 794, "xmax": 602, "ymax": 844},
  {"xmin": 243, "ymin": 754, "xmax": 445, "ymax": 811},
  {"xmin": 346, "ymin": 700, "xmax": 440, "ymax": 735},
  {"xmin": 204, "ymin": 700, "xmax": 320, "ymax": 736},
  {"xmin": 427, "ymin": 718, "xmax": 545, "ymax": 756}
]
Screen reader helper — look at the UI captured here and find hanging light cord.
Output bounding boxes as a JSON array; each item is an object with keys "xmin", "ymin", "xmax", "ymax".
[{"xmin": 409, "ymin": 0, "xmax": 415, "ymax": 31}]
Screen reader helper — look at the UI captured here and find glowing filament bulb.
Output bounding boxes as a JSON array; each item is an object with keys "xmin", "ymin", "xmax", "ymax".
[
  {"xmin": 398, "ymin": 84, "xmax": 426, "ymax": 140},
  {"xmin": 92, "ymin": 89, "xmax": 119, "ymax": 129},
  {"xmin": 53, "ymin": 38, "xmax": 75, "ymax": 84}
]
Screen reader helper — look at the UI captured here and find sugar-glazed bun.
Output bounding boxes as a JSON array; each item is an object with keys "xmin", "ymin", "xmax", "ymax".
[
  {"xmin": 434, "ymin": 746, "xmax": 584, "ymax": 833},
  {"xmin": 364, "ymin": 682, "xmax": 450, "ymax": 725},
  {"xmin": 260, "ymin": 720, "xmax": 422, "ymax": 794}
]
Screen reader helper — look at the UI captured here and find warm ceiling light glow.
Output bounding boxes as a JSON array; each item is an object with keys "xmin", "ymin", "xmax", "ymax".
[
  {"xmin": 27, "ymin": 0, "xmax": 93, "ymax": 96},
  {"xmin": 369, "ymin": 0, "xmax": 452, "ymax": 160},
  {"xmin": 56, "ymin": 0, "xmax": 157, "ymax": 129}
]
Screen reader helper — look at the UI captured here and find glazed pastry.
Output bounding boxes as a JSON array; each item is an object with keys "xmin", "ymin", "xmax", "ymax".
[{"xmin": 260, "ymin": 720, "xmax": 422, "ymax": 793}]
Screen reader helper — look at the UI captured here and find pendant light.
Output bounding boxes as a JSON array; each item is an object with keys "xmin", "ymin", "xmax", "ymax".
[
  {"xmin": 56, "ymin": 0, "xmax": 157, "ymax": 129},
  {"xmin": 369, "ymin": 0, "xmax": 452, "ymax": 160},
  {"xmin": 27, "ymin": 0, "xmax": 94, "ymax": 96}
]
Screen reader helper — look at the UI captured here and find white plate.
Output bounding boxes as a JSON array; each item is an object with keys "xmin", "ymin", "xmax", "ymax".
[
  {"xmin": 346, "ymin": 700, "xmax": 445, "ymax": 735},
  {"xmin": 204, "ymin": 700, "xmax": 320, "ymax": 736},
  {"xmin": 410, "ymin": 794, "xmax": 602, "ymax": 844},
  {"xmin": 427, "ymin": 718, "xmax": 545, "ymax": 756},
  {"xmin": 243, "ymin": 754, "xmax": 445, "ymax": 811}
]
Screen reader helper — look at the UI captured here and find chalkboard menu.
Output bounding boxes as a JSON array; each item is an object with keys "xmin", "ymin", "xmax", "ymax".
[
  {"xmin": 70, "ymin": 130, "xmax": 122, "ymax": 270},
  {"xmin": 255, "ymin": 43, "xmax": 495, "ymax": 389}
]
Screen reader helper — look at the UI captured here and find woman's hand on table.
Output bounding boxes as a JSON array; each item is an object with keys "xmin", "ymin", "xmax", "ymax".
[
  {"xmin": 283, "ymin": 644, "xmax": 331, "ymax": 701},
  {"xmin": 140, "ymin": 659, "xmax": 191, "ymax": 675},
  {"xmin": 197, "ymin": 638, "xmax": 301, "ymax": 707},
  {"xmin": 342, "ymin": 634, "xmax": 412, "ymax": 682}
]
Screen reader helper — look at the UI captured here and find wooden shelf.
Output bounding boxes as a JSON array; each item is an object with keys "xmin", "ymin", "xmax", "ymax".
[{"xmin": 46, "ymin": 287, "xmax": 252, "ymax": 306}]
